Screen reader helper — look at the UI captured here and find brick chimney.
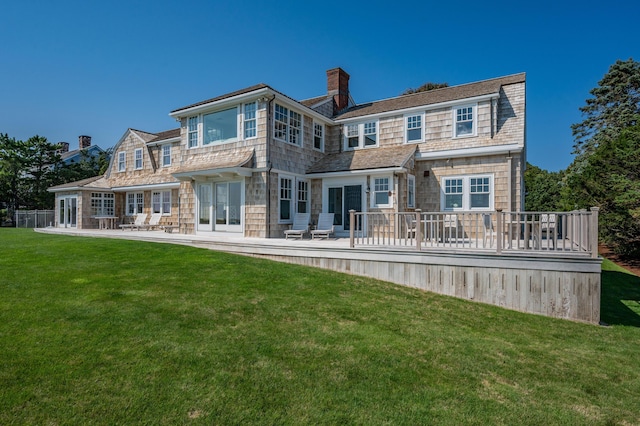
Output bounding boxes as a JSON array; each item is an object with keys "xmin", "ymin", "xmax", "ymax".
[
  {"xmin": 326, "ymin": 67, "xmax": 350, "ymax": 115},
  {"xmin": 57, "ymin": 142, "xmax": 70, "ymax": 153},
  {"xmin": 79, "ymin": 135, "xmax": 91, "ymax": 149}
]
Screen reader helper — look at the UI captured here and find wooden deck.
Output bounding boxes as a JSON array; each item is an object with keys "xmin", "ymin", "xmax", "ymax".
[{"xmin": 36, "ymin": 226, "xmax": 602, "ymax": 324}]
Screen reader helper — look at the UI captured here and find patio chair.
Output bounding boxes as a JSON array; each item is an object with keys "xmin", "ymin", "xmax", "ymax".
[
  {"xmin": 284, "ymin": 212, "xmax": 310, "ymax": 239},
  {"xmin": 482, "ymin": 213, "xmax": 494, "ymax": 248},
  {"xmin": 540, "ymin": 213, "xmax": 557, "ymax": 248},
  {"xmin": 119, "ymin": 213, "xmax": 147, "ymax": 231},
  {"xmin": 140, "ymin": 213, "xmax": 162, "ymax": 231},
  {"xmin": 311, "ymin": 213, "xmax": 335, "ymax": 240},
  {"xmin": 405, "ymin": 214, "xmax": 418, "ymax": 239},
  {"xmin": 442, "ymin": 214, "xmax": 458, "ymax": 242}
]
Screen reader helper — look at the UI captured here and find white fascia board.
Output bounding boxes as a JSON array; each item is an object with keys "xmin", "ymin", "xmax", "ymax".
[
  {"xmin": 112, "ymin": 182, "xmax": 181, "ymax": 192},
  {"xmin": 335, "ymin": 93, "xmax": 499, "ymax": 124},
  {"xmin": 49, "ymin": 185, "xmax": 105, "ymax": 193},
  {"xmin": 415, "ymin": 143, "xmax": 523, "ymax": 161},
  {"xmin": 172, "ymin": 167, "xmax": 254, "ymax": 181},
  {"xmin": 146, "ymin": 137, "xmax": 181, "ymax": 147},
  {"xmin": 169, "ymin": 87, "xmax": 272, "ymax": 118},
  {"xmin": 306, "ymin": 166, "xmax": 406, "ymax": 179}
]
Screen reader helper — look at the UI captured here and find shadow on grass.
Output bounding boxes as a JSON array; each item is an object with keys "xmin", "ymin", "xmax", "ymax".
[{"xmin": 601, "ymin": 269, "xmax": 640, "ymax": 327}]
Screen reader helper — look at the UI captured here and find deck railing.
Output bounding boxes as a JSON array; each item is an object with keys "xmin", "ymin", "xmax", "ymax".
[{"xmin": 349, "ymin": 208, "xmax": 599, "ymax": 258}]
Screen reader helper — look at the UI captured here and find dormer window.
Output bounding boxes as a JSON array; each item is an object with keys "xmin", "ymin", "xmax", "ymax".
[
  {"xmin": 406, "ymin": 114, "xmax": 423, "ymax": 143},
  {"xmin": 134, "ymin": 148, "xmax": 143, "ymax": 170},
  {"xmin": 117, "ymin": 151, "xmax": 126, "ymax": 172},
  {"xmin": 454, "ymin": 105, "xmax": 475, "ymax": 137},
  {"xmin": 344, "ymin": 121, "xmax": 378, "ymax": 150}
]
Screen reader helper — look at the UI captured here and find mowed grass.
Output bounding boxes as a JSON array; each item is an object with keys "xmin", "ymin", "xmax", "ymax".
[{"xmin": 1, "ymin": 229, "xmax": 639, "ymax": 425}]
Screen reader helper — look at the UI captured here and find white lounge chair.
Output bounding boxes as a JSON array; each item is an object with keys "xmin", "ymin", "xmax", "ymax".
[
  {"xmin": 140, "ymin": 213, "xmax": 162, "ymax": 231},
  {"xmin": 284, "ymin": 212, "xmax": 310, "ymax": 239},
  {"xmin": 119, "ymin": 213, "xmax": 147, "ymax": 231},
  {"xmin": 311, "ymin": 213, "xmax": 335, "ymax": 240}
]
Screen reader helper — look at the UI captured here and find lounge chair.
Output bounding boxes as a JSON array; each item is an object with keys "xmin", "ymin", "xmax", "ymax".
[
  {"xmin": 140, "ymin": 213, "xmax": 162, "ymax": 231},
  {"xmin": 119, "ymin": 213, "xmax": 147, "ymax": 231},
  {"xmin": 284, "ymin": 212, "xmax": 310, "ymax": 239},
  {"xmin": 311, "ymin": 213, "xmax": 335, "ymax": 240}
]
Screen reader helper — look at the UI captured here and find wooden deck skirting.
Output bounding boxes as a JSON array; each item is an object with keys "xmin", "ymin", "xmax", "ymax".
[{"xmin": 36, "ymin": 228, "xmax": 602, "ymax": 324}]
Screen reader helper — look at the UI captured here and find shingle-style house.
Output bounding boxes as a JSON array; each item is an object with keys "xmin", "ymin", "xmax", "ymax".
[{"xmin": 49, "ymin": 68, "xmax": 526, "ymax": 237}]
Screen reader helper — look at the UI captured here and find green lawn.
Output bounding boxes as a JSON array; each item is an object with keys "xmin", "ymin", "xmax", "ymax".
[{"xmin": 1, "ymin": 228, "xmax": 639, "ymax": 425}]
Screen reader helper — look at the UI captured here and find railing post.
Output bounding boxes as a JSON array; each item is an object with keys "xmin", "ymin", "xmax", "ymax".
[
  {"xmin": 496, "ymin": 209, "xmax": 503, "ymax": 255},
  {"xmin": 590, "ymin": 207, "xmax": 599, "ymax": 259},
  {"xmin": 415, "ymin": 209, "xmax": 422, "ymax": 251},
  {"xmin": 349, "ymin": 209, "xmax": 355, "ymax": 248}
]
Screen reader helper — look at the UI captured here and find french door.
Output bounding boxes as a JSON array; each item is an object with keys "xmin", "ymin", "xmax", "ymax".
[
  {"xmin": 327, "ymin": 184, "xmax": 363, "ymax": 234},
  {"xmin": 197, "ymin": 181, "xmax": 243, "ymax": 232},
  {"xmin": 58, "ymin": 196, "xmax": 77, "ymax": 228}
]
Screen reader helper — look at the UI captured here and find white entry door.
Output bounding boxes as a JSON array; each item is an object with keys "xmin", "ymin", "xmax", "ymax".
[
  {"xmin": 58, "ymin": 196, "xmax": 77, "ymax": 228},
  {"xmin": 197, "ymin": 181, "xmax": 243, "ymax": 233}
]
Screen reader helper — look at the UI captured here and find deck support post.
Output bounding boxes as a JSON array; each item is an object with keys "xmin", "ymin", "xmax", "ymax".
[
  {"xmin": 496, "ymin": 209, "xmax": 503, "ymax": 255},
  {"xmin": 349, "ymin": 210, "xmax": 355, "ymax": 248},
  {"xmin": 590, "ymin": 207, "xmax": 599, "ymax": 259},
  {"xmin": 415, "ymin": 209, "xmax": 422, "ymax": 251}
]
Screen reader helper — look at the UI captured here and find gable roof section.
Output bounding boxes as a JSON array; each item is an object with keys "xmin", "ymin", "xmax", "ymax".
[
  {"xmin": 335, "ymin": 73, "xmax": 525, "ymax": 120},
  {"xmin": 307, "ymin": 145, "xmax": 417, "ymax": 175},
  {"xmin": 148, "ymin": 128, "xmax": 181, "ymax": 144}
]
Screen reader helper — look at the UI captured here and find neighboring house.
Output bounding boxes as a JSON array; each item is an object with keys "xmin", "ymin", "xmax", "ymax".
[
  {"xmin": 49, "ymin": 68, "xmax": 526, "ymax": 237},
  {"xmin": 58, "ymin": 135, "xmax": 105, "ymax": 165}
]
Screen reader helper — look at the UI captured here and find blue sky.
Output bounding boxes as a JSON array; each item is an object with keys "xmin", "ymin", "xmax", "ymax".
[{"xmin": 1, "ymin": 0, "xmax": 637, "ymax": 172}]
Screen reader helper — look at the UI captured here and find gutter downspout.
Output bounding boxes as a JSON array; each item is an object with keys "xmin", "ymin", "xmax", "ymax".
[{"xmin": 266, "ymin": 94, "xmax": 276, "ymax": 238}]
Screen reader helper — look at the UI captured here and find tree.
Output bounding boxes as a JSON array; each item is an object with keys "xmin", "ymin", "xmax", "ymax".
[
  {"xmin": 523, "ymin": 163, "xmax": 564, "ymax": 211},
  {"xmin": 23, "ymin": 135, "xmax": 64, "ymax": 209},
  {"xmin": 571, "ymin": 58, "xmax": 640, "ymax": 160},
  {"xmin": 568, "ymin": 123, "xmax": 640, "ymax": 256},
  {"xmin": 401, "ymin": 82, "xmax": 449, "ymax": 95},
  {"xmin": 0, "ymin": 133, "xmax": 30, "ymax": 221}
]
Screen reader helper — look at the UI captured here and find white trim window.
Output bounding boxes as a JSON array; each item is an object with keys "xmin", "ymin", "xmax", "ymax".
[
  {"xmin": 134, "ymin": 148, "xmax": 143, "ymax": 170},
  {"xmin": 407, "ymin": 174, "xmax": 415, "ymax": 208},
  {"xmin": 117, "ymin": 151, "xmax": 126, "ymax": 172},
  {"xmin": 162, "ymin": 145, "xmax": 171, "ymax": 167},
  {"xmin": 203, "ymin": 107, "xmax": 238, "ymax": 145},
  {"xmin": 372, "ymin": 176, "xmax": 392, "ymax": 208},
  {"xmin": 406, "ymin": 114, "xmax": 424, "ymax": 143},
  {"xmin": 244, "ymin": 102, "xmax": 257, "ymax": 139},
  {"xmin": 152, "ymin": 190, "xmax": 171, "ymax": 215},
  {"xmin": 344, "ymin": 121, "xmax": 378, "ymax": 150},
  {"xmin": 188, "ymin": 116, "xmax": 199, "ymax": 148},
  {"xmin": 454, "ymin": 105, "xmax": 476, "ymax": 137},
  {"xmin": 126, "ymin": 192, "xmax": 144, "ymax": 215},
  {"xmin": 91, "ymin": 192, "xmax": 114, "ymax": 216},
  {"xmin": 274, "ymin": 103, "xmax": 302, "ymax": 145},
  {"xmin": 313, "ymin": 122, "xmax": 324, "ymax": 151},
  {"xmin": 279, "ymin": 176, "xmax": 293, "ymax": 221},
  {"xmin": 297, "ymin": 180, "xmax": 309, "ymax": 213},
  {"xmin": 442, "ymin": 175, "xmax": 493, "ymax": 211}
]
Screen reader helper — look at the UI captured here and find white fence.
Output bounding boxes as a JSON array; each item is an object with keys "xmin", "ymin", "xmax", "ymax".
[
  {"xmin": 14, "ymin": 210, "xmax": 55, "ymax": 228},
  {"xmin": 349, "ymin": 208, "xmax": 599, "ymax": 258}
]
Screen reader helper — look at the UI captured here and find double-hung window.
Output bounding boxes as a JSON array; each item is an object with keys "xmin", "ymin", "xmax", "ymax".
[
  {"xmin": 279, "ymin": 176, "xmax": 309, "ymax": 222},
  {"xmin": 274, "ymin": 103, "xmax": 302, "ymax": 145},
  {"xmin": 152, "ymin": 190, "xmax": 171, "ymax": 214},
  {"xmin": 406, "ymin": 114, "xmax": 423, "ymax": 143},
  {"xmin": 344, "ymin": 121, "xmax": 378, "ymax": 149},
  {"xmin": 442, "ymin": 175, "xmax": 493, "ymax": 210},
  {"xmin": 244, "ymin": 102, "xmax": 257, "ymax": 139},
  {"xmin": 454, "ymin": 105, "xmax": 475, "ymax": 137},
  {"xmin": 188, "ymin": 116, "xmax": 199, "ymax": 148},
  {"xmin": 91, "ymin": 193, "xmax": 114, "ymax": 216},
  {"xmin": 134, "ymin": 148, "xmax": 143, "ymax": 170},
  {"xmin": 279, "ymin": 177, "xmax": 293, "ymax": 221},
  {"xmin": 313, "ymin": 123, "xmax": 324, "ymax": 151},
  {"xmin": 203, "ymin": 107, "xmax": 238, "ymax": 145},
  {"xmin": 372, "ymin": 177, "xmax": 392, "ymax": 208},
  {"xmin": 162, "ymin": 145, "xmax": 171, "ymax": 167},
  {"xmin": 407, "ymin": 174, "xmax": 416, "ymax": 208},
  {"xmin": 118, "ymin": 152, "xmax": 126, "ymax": 172},
  {"xmin": 126, "ymin": 192, "xmax": 144, "ymax": 215}
]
